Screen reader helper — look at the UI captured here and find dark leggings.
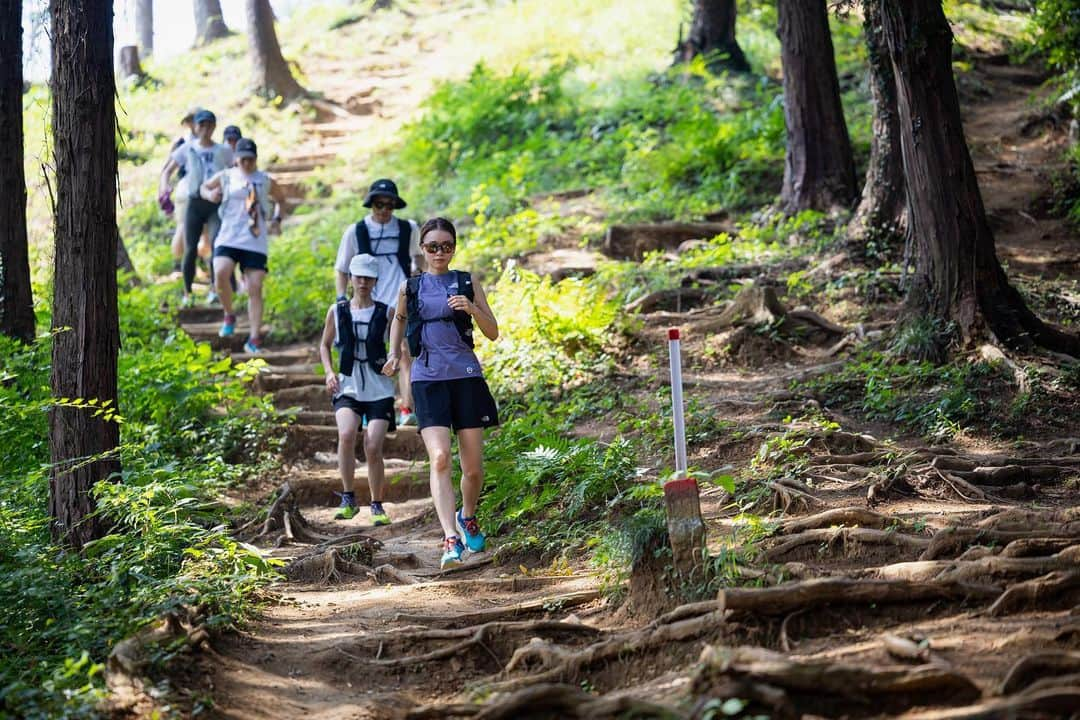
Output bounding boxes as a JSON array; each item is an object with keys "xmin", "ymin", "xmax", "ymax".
[{"xmin": 183, "ymin": 196, "xmax": 221, "ymax": 293}]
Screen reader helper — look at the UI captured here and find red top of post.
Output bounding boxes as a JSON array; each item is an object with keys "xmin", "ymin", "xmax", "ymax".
[{"xmin": 668, "ymin": 327, "xmax": 680, "ymax": 340}]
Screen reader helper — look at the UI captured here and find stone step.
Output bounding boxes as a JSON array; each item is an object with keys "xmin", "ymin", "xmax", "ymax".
[
  {"xmin": 256, "ymin": 372, "xmax": 325, "ymax": 392},
  {"xmin": 233, "ymin": 347, "xmax": 316, "ymax": 366},
  {"xmin": 284, "ymin": 463, "xmax": 429, "ymax": 506},
  {"xmin": 297, "ymin": 410, "xmax": 336, "ymax": 426},
  {"xmin": 262, "ymin": 362, "xmax": 322, "ymax": 375},
  {"xmin": 272, "ymin": 384, "xmax": 326, "ymax": 410},
  {"xmin": 177, "ymin": 306, "xmax": 226, "ymax": 324},
  {"xmin": 284, "ymin": 424, "xmax": 425, "ymax": 460}
]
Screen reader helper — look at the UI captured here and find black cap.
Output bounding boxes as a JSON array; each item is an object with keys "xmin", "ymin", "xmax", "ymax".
[
  {"xmin": 362, "ymin": 178, "xmax": 407, "ymax": 209},
  {"xmin": 223, "ymin": 125, "xmax": 242, "ymax": 141},
  {"xmin": 235, "ymin": 138, "xmax": 257, "ymax": 159},
  {"xmin": 193, "ymin": 109, "xmax": 216, "ymax": 125}
]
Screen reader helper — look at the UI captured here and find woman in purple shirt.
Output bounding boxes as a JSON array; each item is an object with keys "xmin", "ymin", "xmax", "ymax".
[{"xmin": 383, "ymin": 217, "xmax": 500, "ymax": 569}]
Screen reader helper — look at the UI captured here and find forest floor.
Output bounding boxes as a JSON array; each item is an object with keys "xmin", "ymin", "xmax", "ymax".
[{"xmin": 153, "ymin": 16, "xmax": 1080, "ymax": 720}]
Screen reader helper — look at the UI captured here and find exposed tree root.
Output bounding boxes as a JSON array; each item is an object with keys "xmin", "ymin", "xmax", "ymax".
[
  {"xmin": 769, "ymin": 476, "xmax": 821, "ymax": 513},
  {"xmin": 766, "ymin": 527, "xmax": 929, "ymax": 561},
  {"xmin": 692, "ymin": 645, "xmax": 980, "ymax": 717},
  {"xmin": 872, "ymin": 547, "xmax": 1079, "ymax": 585},
  {"xmin": 392, "ymin": 589, "xmax": 601, "ymax": 628},
  {"xmin": 284, "ymin": 547, "xmax": 376, "ymax": 584},
  {"xmin": 997, "ymin": 651, "xmax": 1080, "ymax": 695},
  {"xmin": 776, "ymin": 507, "xmax": 911, "ymax": 534},
  {"xmin": 718, "ymin": 577, "xmax": 999, "ymax": 616},
  {"xmin": 921, "ymin": 525, "xmax": 1080, "ymax": 560},
  {"xmin": 407, "ymin": 683, "xmax": 686, "ymax": 720},
  {"xmin": 901, "ymin": 687, "xmax": 1080, "ymax": 719},
  {"xmin": 987, "ymin": 570, "xmax": 1080, "ymax": 617},
  {"xmin": 368, "ymin": 620, "xmax": 602, "ymax": 668}
]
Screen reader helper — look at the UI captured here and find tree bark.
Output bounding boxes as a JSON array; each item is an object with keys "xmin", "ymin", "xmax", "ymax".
[
  {"xmin": 881, "ymin": 0, "xmax": 1079, "ymax": 356},
  {"xmin": 48, "ymin": 0, "xmax": 122, "ymax": 549},
  {"xmin": 118, "ymin": 45, "xmax": 144, "ymax": 79},
  {"xmin": 675, "ymin": 0, "xmax": 750, "ymax": 74},
  {"xmin": 848, "ymin": 0, "xmax": 906, "ymax": 253},
  {"xmin": 777, "ymin": 0, "xmax": 857, "ymax": 214},
  {"xmin": 193, "ymin": 0, "xmax": 230, "ymax": 46},
  {"xmin": 135, "ymin": 0, "xmax": 152, "ymax": 56},
  {"xmin": 0, "ymin": 0, "xmax": 36, "ymax": 344},
  {"xmin": 246, "ymin": 0, "xmax": 305, "ymax": 101}
]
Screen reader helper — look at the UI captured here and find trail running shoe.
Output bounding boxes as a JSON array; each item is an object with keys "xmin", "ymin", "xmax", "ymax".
[
  {"xmin": 206, "ymin": 291, "xmax": 220, "ymax": 306},
  {"xmin": 243, "ymin": 337, "xmax": 262, "ymax": 354},
  {"xmin": 370, "ymin": 502, "xmax": 391, "ymax": 527},
  {"xmin": 399, "ymin": 409, "xmax": 417, "ymax": 426},
  {"xmin": 456, "ymin": 509, "xmax": 486, "ymax": 552},
  {"xmin": 334, "ymin": 493, "xmax": 359, "ymax": 520},
  {"xmin": 219, "ymin": 313, "xmax": 236, "ymax": 337},
  {"xmin": 440, "ymin": 536, "xmax": 465, "ymax": 569},
  {"xmin": 180, "ymin": 294, "xmax": 194, "ymax": 308}
]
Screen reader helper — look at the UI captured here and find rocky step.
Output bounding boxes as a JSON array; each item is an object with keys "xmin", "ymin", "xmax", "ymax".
[
  {"xmin": 273, "ymin": 384, "xmax": 335, "ymax": 410},
  {"xmin": 176, "ymin": 306, "xmax": 227, "ymax": 324},
  {"xmin": 256, "ymin": 372, "xmax": 325, "ymax": 392},
  {"xmin": 295, "ymin": 410, "xmax": 337, "ymax": 426},
  {"xmin": 258, "ymin": 362, "xmax": 322, "ymax": 376},
  {"xmin": 233, "ymin": 347, "xmax": 316, "ymax": 366},
  {"xmin": 283, "ymin": 464, "xmax": 429, "ymax": 506},
  {"xmin": 180, "ymin": 323, "xmax": 271, "ymax": 352},
  {"xmin": 285, "ymin": 424, "xmax": 425, "ymax": 459}
]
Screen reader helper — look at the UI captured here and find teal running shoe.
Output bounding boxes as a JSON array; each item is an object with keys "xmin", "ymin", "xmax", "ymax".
[
  {"xmin": 440, "ymin": 536, "xmax": 465, "ymax": 569},
  {"xmin": 219, "ymin": 313, "xmax": 236, "ymax": 337},
  {"xmin": 456, "ymin": 510, "xmax": 486, "ymax": 552}
]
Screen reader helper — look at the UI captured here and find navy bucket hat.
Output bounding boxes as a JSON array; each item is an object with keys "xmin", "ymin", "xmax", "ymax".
[{"xmin": 362, "ymin": 178, "xmax": 407, "ymax": 209}]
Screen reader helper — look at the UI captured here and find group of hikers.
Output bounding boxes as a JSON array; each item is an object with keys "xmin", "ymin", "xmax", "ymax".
[{"xmin": 158, "ymin": 110, "xmax": 501, "ymax": 569}]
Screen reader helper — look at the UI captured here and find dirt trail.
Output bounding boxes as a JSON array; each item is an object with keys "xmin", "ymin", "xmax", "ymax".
[{"xmin": 165, "ymin": 36, "xmax": 1080, "ymax": 720}]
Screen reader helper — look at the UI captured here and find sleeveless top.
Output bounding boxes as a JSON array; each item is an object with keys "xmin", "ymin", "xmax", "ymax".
[
  {"xmin": 409, "ymin": 272, "xmax": 484, "ymax": 383},
  {"xmin": 215, "ymin": 168, "xmax": 272, "ymax": 255},
  {"xmin": 331, "ymin": 304, "xmax": 395, "ymax": 402}
]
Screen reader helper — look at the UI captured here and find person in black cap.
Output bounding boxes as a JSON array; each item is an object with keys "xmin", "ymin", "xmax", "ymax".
[
  {"xmin": 201, "ymin": 138, "xmax": 284, "ymax": 354},
  {"xmin": 159, "ymin": 109, "xmax": 234, "ymax": 307},
  {"xmin": 223, "ymin": 126, "xmax": 243, "ymax": 162},
  {"xmin": 334, "ymin": 178, "xmax": 424, "ymax": 426}
]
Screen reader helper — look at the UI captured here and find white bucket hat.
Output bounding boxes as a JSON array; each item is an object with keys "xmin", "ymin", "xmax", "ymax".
[{"xmin": 349, "ymin": 253, "xmax": 379, "ymax": 279}]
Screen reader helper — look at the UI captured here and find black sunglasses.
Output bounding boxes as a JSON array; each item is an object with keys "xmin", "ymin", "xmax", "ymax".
[
  {"xmin": 422, "ymin": 241, "xmax": 456, "ymax": 254},
  {"xmin": 371, "ymin": 200, "xmax": 395, "ymax": 210}
]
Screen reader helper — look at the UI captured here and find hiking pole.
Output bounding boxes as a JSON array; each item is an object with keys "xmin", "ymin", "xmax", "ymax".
[{"xmin": 663, "ymin": 328, "xmax": 706, "ymax": 589}]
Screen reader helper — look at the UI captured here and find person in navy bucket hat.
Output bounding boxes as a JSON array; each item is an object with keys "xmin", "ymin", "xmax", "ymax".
[
  {"xmin": 363, "ymin": 178, "xmax": 407, "ymax": 209},
  {"xmin": 336, "ymin": 178, "xmax": 423, "ymax": 427}
]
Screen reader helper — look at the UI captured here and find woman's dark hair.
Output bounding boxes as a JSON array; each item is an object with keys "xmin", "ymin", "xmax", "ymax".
[{"xmin": 419, "ymin": 217, "xmax": 457, "ymax": 242}]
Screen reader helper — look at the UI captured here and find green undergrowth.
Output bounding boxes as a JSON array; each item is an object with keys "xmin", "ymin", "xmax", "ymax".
[
  {"xmin": 800, "ymin": 349, "xmax": 1021, "ymax": 442},
  {"xmin": 0, "ymin": 288, "xmax": 286, "ymax": 718}
]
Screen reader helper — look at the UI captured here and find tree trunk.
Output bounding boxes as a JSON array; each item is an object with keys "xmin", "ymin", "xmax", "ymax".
[
  {"xmin": 674, "ymin": 0, "xmax": 750, "ymax": 74},
  {"xmin": 135, "ymin": 0, "xmax": 152, "ymax": 55},
  {"xmin": 246, "ymin": 0, "xmax": 305, "ymax": 102},
  {"xmin": 193, "ymin": 0, "xmax": 230, "ymax": 46},
  {"xmin": 0, "ymin": 0, "xmax": 35, "ymax": 344},
  {"xmin": 48, "ymin": 0, "xmax": 122, "ymax": 549},
  {"xmin": 777, "ymin": 0, "xmax": 857, "ymax": 214},
  {"xmin": 848, "ymin": 0, "xmax": 906, "ymax": 253},
  {"xmin": 118, "ymin": 45, "xmax": 144, "ymax": 79},
  {"xmin": 881, "ymin": 0, "xmax": 1079, "ymax": 356}
]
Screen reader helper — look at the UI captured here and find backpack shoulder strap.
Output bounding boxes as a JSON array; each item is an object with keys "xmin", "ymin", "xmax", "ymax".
[
  {"xmin": 355, "ymin": 221, "xmax": 371, "ymax": 254},
  {"xmin": 456, "ymin": 270, "xmax": 475, "ymax": 301}
]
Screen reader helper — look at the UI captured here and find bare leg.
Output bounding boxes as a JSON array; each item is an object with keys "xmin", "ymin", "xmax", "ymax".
[
  {"xmin": 171, "ymin": 224, "xmax": 185, "ymax": 266},
  {"xmin": 213, "ymin": 256, "xmax": 237, "ymax": 315},
  {"xmin": 245, "ymin": 269, "xmax": 267, "ymax": 339},
  {"xmin": 457, "ymin": 428, "xmax": 485, "ymax": 518},
  {"xmin": 399, "ymin": 339, "xmax": 414, "ymax": 411},
  {"xmin": 364, "ymin": 418, "xmax": 390, "ymax": 502},
  {"xmin": 335, "ymin": 408, "xmax": 361, "ymax": 493},
  {"xmin": 421, "ymin": 426, "xmax": 457, "ymax": 538}
]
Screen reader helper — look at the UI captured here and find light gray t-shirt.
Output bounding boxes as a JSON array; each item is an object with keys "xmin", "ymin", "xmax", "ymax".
[
  {"xmin": 334, "ymin": 215, "xmax": 420, "ymax": 309},
  {"xmin": 172, "ymin": 140, "xmax": 233, "ymax": 197}
]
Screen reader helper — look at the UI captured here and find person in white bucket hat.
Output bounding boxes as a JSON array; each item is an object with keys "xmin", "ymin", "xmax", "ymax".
[{"xmin": 318, "ymin": 253, "xmax": 397, "ymax": 525}]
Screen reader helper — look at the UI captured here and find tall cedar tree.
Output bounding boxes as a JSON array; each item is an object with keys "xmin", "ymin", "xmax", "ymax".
[
  {"xmin": 48, "ymin": 0, "xmax": 122, "ymax": 548},
  {"xmin": 777, "ymin": 0, "xmax": 857, "ymax": 213},
  {"xmin": 675, "ymin": 0, "xmax": 751, "ymax": 73},
  {"xmin": 849, "ymin": 0, "xmax": 905, "ymax": 250},
  {"xmin": 881, "ymin": 0, "xmax": 1079, "ymax": 355},
  {"xmin": 194, "ymin": 0, "xmax": 230, "ymax": 45},
  {"xmin": 0, "ymin": 0, "xmax": 35, "ymax": 344},
  {"xmin": 136, "ymin": 0, "xmax": 152, "ymax": 55},
  {"xmin": 247, "ymin": 0, "xmax": 304, "ymax": 101}
]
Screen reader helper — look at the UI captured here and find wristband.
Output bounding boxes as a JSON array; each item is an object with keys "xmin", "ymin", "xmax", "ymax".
[{"xmin": 336, "ymin": 294, "xmax": 347, "ymax": 303}]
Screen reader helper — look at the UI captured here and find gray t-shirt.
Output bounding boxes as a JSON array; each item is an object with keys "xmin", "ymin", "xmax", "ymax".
[{"xmin": 172, "ymin": 140, "xmax": 233, "ymax": 197}]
